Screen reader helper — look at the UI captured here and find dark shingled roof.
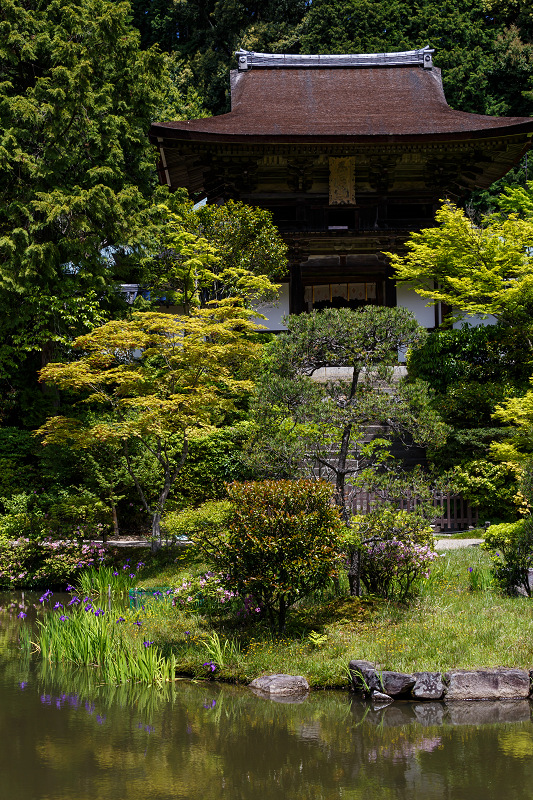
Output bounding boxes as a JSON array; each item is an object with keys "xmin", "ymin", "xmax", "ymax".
[{"xmin": 150, "ymin": 65, "xmax": 533, "ymax": 143}]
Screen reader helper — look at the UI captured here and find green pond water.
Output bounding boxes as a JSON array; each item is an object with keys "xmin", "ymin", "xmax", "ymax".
[{"xmin": 2, "ymin": 594, "xmax": 533, "ymax": 800}]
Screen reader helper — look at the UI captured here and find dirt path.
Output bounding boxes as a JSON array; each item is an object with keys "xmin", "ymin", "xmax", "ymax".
[{"xmin": 435, "ymin": 538, "xmax": 483, "ymax": 550}]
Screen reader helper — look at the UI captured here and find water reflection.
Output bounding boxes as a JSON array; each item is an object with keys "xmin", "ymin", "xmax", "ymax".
[{"xmin": 1, "ymin": 599, "xmax": 533, "ymax": 799}]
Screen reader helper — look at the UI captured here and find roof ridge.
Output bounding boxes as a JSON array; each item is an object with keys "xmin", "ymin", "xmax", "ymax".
[{"xmin": 235, "ymin": 47, "xmax": 435, "ymax": 71}]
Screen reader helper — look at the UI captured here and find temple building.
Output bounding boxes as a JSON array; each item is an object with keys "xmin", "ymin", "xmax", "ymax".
[{"xmin": 149, "ymin": 47, "xmax": 533, "ymax": 331}]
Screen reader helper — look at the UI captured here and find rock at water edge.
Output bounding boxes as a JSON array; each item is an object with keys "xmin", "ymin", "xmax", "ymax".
[
  {"xmin": 348, "ymin": 660, "xmax": 380, "ymax": 693},
  {"xmin": 444, "ymin": 669, "xmax": 530, "ymax": 700},
  {"xmin": 249, "ymin": 674, "xmax": 309, "ymax": 696},
  {"xmin": 412, "ymin": 672, "xmax": 445, "ymax": 700},
  {"xmin": 381, "ymin": 671, "xmax": 416, "ymax": 697}
]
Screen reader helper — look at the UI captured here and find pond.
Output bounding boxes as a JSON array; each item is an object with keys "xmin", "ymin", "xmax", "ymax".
[{"xmin": 2, "ymin": 595, "xmax": 533, "ymax": 800}]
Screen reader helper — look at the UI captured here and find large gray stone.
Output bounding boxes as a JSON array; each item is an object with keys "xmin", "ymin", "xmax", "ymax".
[
  {"xmin": 444, "ymin": 669, "xmax": 530, "ymax": 700},
  {"xmin": 381, "ymin": 670, "xmax": 416, "ymax": 697},
  {"xmin": 349, "ymin": 660, "xmax": 380, "ymax": 693},
  {"xmin": 249, "ymin": 674, "xmax": 309, "ymax": 696},
  {"xmin": 412, "ymin": 671, "xmax": 445, "ymax": 700}
]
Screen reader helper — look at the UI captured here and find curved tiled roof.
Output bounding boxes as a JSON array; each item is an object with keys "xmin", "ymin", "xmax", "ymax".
[{"xmin": 150, "ymin": 63, "xmax": 533, "ymax": 143}]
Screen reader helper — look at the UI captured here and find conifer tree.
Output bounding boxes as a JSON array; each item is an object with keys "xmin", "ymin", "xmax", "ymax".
[{"xmin": 0, "ymin": 0, "xmax": 185, "ymax": 420}]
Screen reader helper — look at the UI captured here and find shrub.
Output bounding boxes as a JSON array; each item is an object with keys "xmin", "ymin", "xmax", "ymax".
[
  {"xmin": 449, "ymin": 459, "xmax": 520, "ymax": 520},
  {"xmin": 349, "ymin": 508, "xmax": 436, "ymax": 601},
  {"xmin": 0, "ymin": 492, "xmax": 46, "ymax": 538},
  {"xmin": 168, "ymin": 425, "xmax": 253, "ymax": 509},
  {"xmin": 0, "ymin": 537, "xmax": 107, "ymax": 589},
  {"xmin": 433, "ymin": 381, "xmax": 512, "ymax": 428},
  {"xmin": 193, "ymin": 479, "xmax": 343, "ymax": 632},
  {"xmin": 407, "ymin": 323, "xmax": 531, "ymax": 395},
  {"xmin": 0, "ymin": 489, "xmax": 112, "ymax": 540},
  {"xmin": 161, "ymin": 500, "xmax": 232, "ymax": 543},
  {"xmin": 482, "ymin": 520, "xmax": 533, "ymax": 596}
]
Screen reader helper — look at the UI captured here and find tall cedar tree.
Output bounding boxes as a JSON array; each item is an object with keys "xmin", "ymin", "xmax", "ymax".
[{"xmin": 0, "ymin": 0, "xmax": 173, "ymax": 423}]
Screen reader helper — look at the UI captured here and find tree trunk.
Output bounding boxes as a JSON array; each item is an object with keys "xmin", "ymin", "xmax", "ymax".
[
  {"xmin": 278, "ymin": 597, "xmax": 286, "ymax": 634},
  {"xmin": 151, "ymin": 511, "xmax": 162, "ymax": 552},
  {"xmin": 347, "ymin": 549, "xmax": 361, "ymax": 597},
  {"xmin": 335, "ymin": 366, "xmax": 360, "ymax": 522},
  {"xmin": 111, "ymin": 499, "xmax": 119, "ymax": 540}
]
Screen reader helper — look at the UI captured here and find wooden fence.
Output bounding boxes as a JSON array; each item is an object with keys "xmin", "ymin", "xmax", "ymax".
[{"xmin": 350, "ymin": 490, "xmax": 479, "ymax": 532}]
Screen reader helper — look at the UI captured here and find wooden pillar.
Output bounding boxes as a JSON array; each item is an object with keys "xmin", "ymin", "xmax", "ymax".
[
  {"xmin": 289, "ymin": 262, "xmax": 305, "ymax": 314},
  {"xmin": 384, "ymin": 264, "xmax": 397, "ymax": 308}
]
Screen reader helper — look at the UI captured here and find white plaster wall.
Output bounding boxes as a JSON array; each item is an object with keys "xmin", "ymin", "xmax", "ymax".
[
  {"xmin": 453, "ymin": 313, "xmax": 497, "ymax": 329},
  {"xmin": 396, "ymin": 284, "xmax": 435, "ymax": 328},
  {"xmin": 251, "ymin": 283, "xmax": 289, "ymax": 331}
]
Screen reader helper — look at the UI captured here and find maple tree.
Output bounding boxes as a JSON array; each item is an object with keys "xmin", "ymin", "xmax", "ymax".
[{"xmin": 36, "ymin": 304, "xmax": 262, "ymax": 544}]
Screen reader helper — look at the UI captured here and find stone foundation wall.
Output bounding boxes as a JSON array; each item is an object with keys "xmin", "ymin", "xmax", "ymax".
[{"xmin": 349, "ymin": 660, "xmax": 533, "ymax": 702}]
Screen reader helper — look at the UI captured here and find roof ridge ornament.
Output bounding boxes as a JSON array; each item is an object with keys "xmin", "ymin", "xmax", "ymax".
[{"xmin": 236, "ymin": 46, "xmax": 434, "ymax": 71}]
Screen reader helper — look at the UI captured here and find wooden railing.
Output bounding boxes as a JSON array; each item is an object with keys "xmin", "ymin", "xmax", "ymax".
[{"xmin": 350, "ymin": 490, "xmax": 479, "ymax": 532}]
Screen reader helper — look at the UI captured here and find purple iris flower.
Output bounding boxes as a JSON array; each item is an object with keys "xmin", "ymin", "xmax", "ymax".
[
  {"xmin": 133, "ymin": 620, "xmax": 142, "ymax": 626},
  {"xmin": 66, "ymin": 585, "xmax": 75, "ymax": 593},
  {"xmin": 143, "ymin": 640, "xmax": 154, "ymax": 648},
  {"xmin": 116, "ymin": 617, "xmax": 125, "ymax": 623},
  {"xmin": 94, "ymin": 608, "xmax": 104, "ymax": 617},
  {"xmin": 53, "ymin": 602, "xmax": 63, "ymax": 610},
  {"xmin": 19, "ymin": 682, "xmax": 27, "ymax": 690},
  {"xmin": 85, "ymin": 605, "xmax": 93, "ymax": 612},
  {"xmin": 68, "ymin": 597, "xmax": 80, "ymax": 606},
  {"xmin": 59, "ymin": 615, "xmax": 69, "ymax": 621},
  {"xmin": 113, "ymin": 571, "xmax": 119, "ymax": 576},
  {"xmin": 17, "ymin": 611, "xmax": 27, "ymax": 619}
]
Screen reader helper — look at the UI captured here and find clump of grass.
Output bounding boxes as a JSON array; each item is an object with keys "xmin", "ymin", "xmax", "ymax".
[
  {"xmin": 76, "ymin": 561, "xmax": 145, "ymax": 597},
  {"xmin": 201, "ymin": 632, "xmax": 241, "ymax": 668},
  {"xmin": 448, "ymin": 529, "xmax": 486, "ymax": 540},
  {"xmin": 467, "ymin": 565, "xmax": 493, "ymax": 592},
  {"xmin": 37, "ymin": 601, "xmax": 176, "ymax": 686}
]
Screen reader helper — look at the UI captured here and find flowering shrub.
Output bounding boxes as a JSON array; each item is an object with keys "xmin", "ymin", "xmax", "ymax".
[
  {"xmin": 350, "ymin": 508, "xmax": 436, "ymax": 600},
  {"xmin": 0, "ymin": 537, "xmax": 107, "ymax": 589},
  {"xmin": 169, "ymin": 570, "xmax": 262, "ymax": 621},
  {"xmin": 358, "ymin": 536, "xmax": 437, "ymax": 601},
  {"xmin": 193, "ymin": 479, "xmax": 343, "ymax": 632},
  {"xmin": 171, "ymin": 571, "xmax": 237, "ymax": 612}
]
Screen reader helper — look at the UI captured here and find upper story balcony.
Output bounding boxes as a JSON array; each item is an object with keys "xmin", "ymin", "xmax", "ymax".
[{"xmin": 267, "ymin": 202, "xmax": 435, "ymax": 234}]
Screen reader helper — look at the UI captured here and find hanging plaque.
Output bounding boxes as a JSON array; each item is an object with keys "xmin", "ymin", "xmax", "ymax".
[{"xmin": 329, "ymin": 157, "xmax": 356, "ymax": 206}]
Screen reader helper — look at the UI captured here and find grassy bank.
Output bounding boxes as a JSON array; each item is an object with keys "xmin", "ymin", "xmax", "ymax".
[{"xmin": 105, "ymin": 544, "xmax": 533, "ymax": 689}]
